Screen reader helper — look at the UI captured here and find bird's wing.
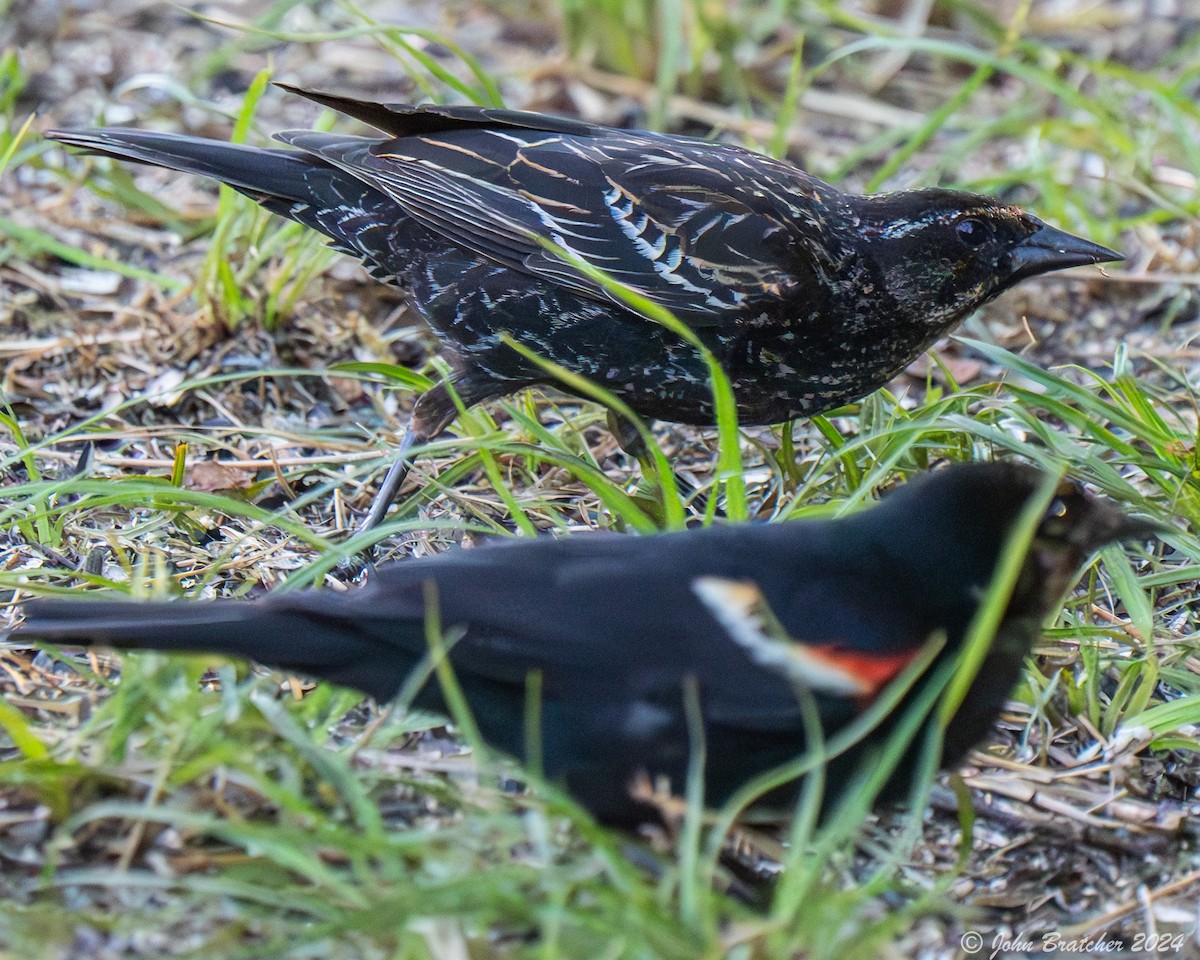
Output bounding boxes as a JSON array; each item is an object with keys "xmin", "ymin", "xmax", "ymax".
[
  {"xmin": 276, "ymin": 127, "xmax": 832, "ymax": 328},
  {"xmin": 690, "ymin": 576, "xmax": 930, "ymax": 703},
  {"xmin": 275, "ymin": 85, "xmax": 606, "ymax": 139},
  {"xmin": 352, "ymin": 537, "xmax": 932, "ymax": 733}
]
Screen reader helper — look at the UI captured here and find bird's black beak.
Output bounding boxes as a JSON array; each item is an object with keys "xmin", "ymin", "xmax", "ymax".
[
  {"xmin": 1009, "ymin": 219, "xmax": 1123, "ymax": 282},
  {"xmin": 1074, "ymin": 503, "xmax": 1170, "ymax": 556},
  {"xmin": 1111, "ymin": 513, "xmax": 1171, "ymax": 544}
]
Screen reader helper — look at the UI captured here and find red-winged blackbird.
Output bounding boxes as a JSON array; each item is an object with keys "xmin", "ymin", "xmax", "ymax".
[
  {"xmin": 15, "ymin": 463, "xmax": 1157, "ymax": 824},
  {"xmin": 48, "ymin": 88, "xmax": 1121, "ymax": 531}
]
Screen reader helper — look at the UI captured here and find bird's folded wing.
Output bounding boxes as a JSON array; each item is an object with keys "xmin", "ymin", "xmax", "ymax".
[
  {"xmin": 276, "ymin": 129, "xmax": 807, "ymax": 329},
  {"xmin": 275, "ymin": 85, "xmax": 605, "ymax": 139},
  {"xmin": 692, "ymin": 576, "xmax": 928, "ymax": 702}
]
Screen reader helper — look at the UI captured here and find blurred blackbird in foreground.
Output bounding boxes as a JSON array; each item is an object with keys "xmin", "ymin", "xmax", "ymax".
[
  {"xmin": 48, "ymin": 87, "xmax": 1121, "ymax": 532},
  {"xmin": 16, "ymin": 463, "xmax": 1158, "ymax": 825}
]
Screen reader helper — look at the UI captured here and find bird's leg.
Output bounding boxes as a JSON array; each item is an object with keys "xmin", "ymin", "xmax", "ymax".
[
  {"xmin": 355, "ymin": 371, "xmax": 516, "ymax": 540},
  {"xmin": 606, "ymin": 409, "xmax": 700, "ymax": 505},
  {"xmin": 606, "ymin": 409, "xmax": 649, "ymax": 462},
  {"xmin": 356, "ymin": 426, "xmax": 420, "ymax": 535},
  {"xmin": 354, "ymin": 381, "xmax": 463, "ymax": 538}
]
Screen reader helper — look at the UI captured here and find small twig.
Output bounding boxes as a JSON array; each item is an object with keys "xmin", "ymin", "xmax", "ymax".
[
  {"xmin": 1090, "ymin": 603, "xmax": 1147, "ymax": 644},
  {"xmin": 1058, "ymin": 869, "xmax": 1200, "ymax": 939}
]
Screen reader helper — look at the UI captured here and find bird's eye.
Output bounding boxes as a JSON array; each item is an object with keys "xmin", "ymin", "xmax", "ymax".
[
  {"xmin": 1042, "ymin": 480, "xmax": 1079, "ymax": 531},
  {"xmin": 955, "ymin": 217, "xmax": 991, "ymax": 246}
]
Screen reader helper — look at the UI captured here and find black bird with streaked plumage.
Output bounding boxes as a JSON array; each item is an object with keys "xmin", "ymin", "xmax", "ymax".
[
  {"xmin": 14, "ymin": 463, "xmax": 1160, "ymax": 825},
  {"xmin": 47, "ymin": 87, "xmax": 1121, "ymax": 528}
]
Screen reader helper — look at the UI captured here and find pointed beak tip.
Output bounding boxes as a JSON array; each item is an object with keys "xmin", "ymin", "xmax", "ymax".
[
  {"xmin": 1010, "ymin": 224, "xmax": 1125, "ymax": 279},
  {"xmin": 1043, "ymin": 229, "xmax": 1125, "ymax": 267},
  {"xmin": 1116, "ymin": 514, "xmax": 1170, "ymax": 543}
]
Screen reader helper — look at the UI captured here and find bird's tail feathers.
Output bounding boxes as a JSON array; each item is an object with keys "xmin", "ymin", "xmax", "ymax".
[
  {"xmin": 17, "ymin": 597, "xmax": 412, "ymax": 702},
  {"xmin": 47, "ymin": 128, "xmax": 338, "ymax": 207}
]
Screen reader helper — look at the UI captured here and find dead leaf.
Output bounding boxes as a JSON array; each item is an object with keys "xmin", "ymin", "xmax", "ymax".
[{"xmin": 186, "ymin": 460, "xmax": 257, "ymax": 492}]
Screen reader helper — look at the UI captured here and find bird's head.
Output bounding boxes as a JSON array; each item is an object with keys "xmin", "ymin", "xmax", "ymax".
[
  {"xmin": 847, "ymin": 189, "xmax": 1121, "ymax": 322},
  {"xmin": 875, "ymin": 462, "xmax": 1162, "ymax": 620},
  {"xmin": 1019, "ymin": 474, "xmax": 1164, "ymax": 615}
]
